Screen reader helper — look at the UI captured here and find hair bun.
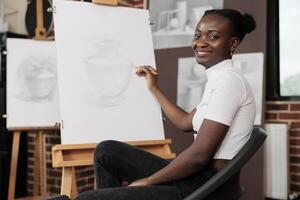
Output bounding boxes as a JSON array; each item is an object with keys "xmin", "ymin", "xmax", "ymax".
[{"xmin": 242, "ymin": 13, "xmax": 256, "ymax": 33}]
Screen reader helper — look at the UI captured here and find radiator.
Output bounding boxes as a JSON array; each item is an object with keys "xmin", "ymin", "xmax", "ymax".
[{"xmin": 264, "ymin": 123, "xmax": 289, "ymax": 199}]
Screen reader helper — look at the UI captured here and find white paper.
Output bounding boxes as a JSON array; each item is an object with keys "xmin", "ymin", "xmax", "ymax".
[
  {"xmin": 177, "ymin": 57, "xmax": 207, "ymax": 112},
  {"xmin": 54, "ymin": 1, "xmax": 164, "ymax": 144},
  {"xmin": 232, "ymin": 52, "xmax": 264, "ymax": 125},
  {"xmin": 6, "ymin": 38, "xmax": 60, "ymax": 128}
]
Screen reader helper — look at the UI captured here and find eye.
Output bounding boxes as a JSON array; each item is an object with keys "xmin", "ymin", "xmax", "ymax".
[
  {"xmin": 194, "ymin": 33, "xmax": 201, "ymax": 40},
  {"xmin": 208, "ymin": 34, "xmax": 219, "ymax": 40}
]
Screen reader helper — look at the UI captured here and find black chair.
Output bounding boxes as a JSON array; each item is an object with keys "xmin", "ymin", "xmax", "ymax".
[{"xmin": 184, "ymin": 127, "xmax": 267, "ymax": 200}]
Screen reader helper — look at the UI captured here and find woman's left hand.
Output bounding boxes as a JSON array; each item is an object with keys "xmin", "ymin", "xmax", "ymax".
[{"xmin": 128, "ymin": 177, "xmax": 152, "ymax": 187}]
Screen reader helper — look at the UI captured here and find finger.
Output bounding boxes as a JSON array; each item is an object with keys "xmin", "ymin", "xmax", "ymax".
[
  {"xmin": 144, "ymin": 65, "xmax": 158, "ymax": 75},
  {"xmin": 128, "ymin": 182, "xmax": 137, "ymax": 187},
  {"xmin": 135, "ymin": 68, "xmax": 147, "ymax": 76},
  {"xmin": 135, "ymin": 66, "xmax": 151, "ymax": 75},
  {"xmin": 136, "ymin": 65, "xmax": 158, "ymax": 75}
]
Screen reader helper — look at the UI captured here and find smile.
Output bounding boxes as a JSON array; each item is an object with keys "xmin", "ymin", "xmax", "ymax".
[{"xmin": 195, "ymin": 50, "xmax": 212, "ymax": 56}]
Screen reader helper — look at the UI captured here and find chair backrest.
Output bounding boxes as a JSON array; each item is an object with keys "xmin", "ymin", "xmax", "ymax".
[{"xmin": 184, "ymin": 127, "xmax": 267, "ymax": 200}]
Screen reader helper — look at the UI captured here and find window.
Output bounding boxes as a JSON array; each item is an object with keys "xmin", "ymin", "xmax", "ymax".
[{"xmin": 267, "ymin": 0, "xmax": 300, "ymax": 100}]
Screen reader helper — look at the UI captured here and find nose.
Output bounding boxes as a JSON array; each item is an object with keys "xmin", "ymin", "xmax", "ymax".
[{"xmin": 192, "ymin": 38, "xmax": 209, "ymax": 49}]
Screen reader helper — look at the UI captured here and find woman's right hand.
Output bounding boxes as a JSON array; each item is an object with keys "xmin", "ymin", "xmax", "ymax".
[{"xmin": 135, "ymin": 65, "xmax": 159, "ymax": 92}]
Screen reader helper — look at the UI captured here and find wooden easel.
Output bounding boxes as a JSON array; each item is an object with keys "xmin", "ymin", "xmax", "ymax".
[
  {"xmin": 7, "ymin": 127, "xmax": 59, "ymax": 200},
  {"xmin": 7, "ymin": 0, "xmax": 56, "ymax": 199},
  {"xmin": 52, "ymin": 139, "xmax": 175, "ymax": 199},
  {"xmin": 34, "ymin": 0, "xmax": 47, "ymax": 40},
  {"xmin": 50, "ymin": 1, "xmax": 172, "ymax": 198},
  {"xmin": 92, "ymin": 0, "xmax": 148, "ymax": 9}
]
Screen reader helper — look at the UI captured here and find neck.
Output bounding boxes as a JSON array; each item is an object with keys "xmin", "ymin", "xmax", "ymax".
[{"xmin": 203, "ymin": 57, "xmax": 231, "ymax": 69}]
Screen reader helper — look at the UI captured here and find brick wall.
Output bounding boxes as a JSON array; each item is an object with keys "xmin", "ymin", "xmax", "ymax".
[
  {"xmin": 265, "ymin": 101, "xmax": 300, "ymax": 192},
  {"xmin": 27, "ymin": 132, "xmax": 95, "ymax": 196},
  {"xmin": 26, "ymin": 101, "xmax": 300, "ymax": 196}
]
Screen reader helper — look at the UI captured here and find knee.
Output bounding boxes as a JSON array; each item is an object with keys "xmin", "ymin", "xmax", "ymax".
[
  {"xmin": 94, "ymin": 140, "xmax": 123, "ymax": 162},
  {"xmin": 95, "ymin": 140, "xmax": 121, "ymax": 154},
  {"xmin": 75, "ymin": 190, "xmax": 96, "ymax": 200}
]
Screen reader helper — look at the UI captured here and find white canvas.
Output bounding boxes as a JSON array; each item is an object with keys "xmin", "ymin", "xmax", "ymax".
[
  {"xmin": 6, "ymin": 38, "xmax": 59, "ymax": 128},
  {"xmin": 177, "ymin": 57, "xmax": 206, "ymax": 112},
  {"xmin": 54, "ymin": 1, "xmax": 164, "ymax": 144},
  {"xmin": 232, "ymin": 52, "xmax": 264, "ymax": 125}
]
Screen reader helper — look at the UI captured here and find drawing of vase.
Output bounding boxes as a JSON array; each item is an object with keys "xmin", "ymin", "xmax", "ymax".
[
  {"xmin": 84, "ymin": 39, "xmax": 132, "ymax": 106},
  {"xmin": 15, "ymin": 56, "xmax": 57, "ymax": 102},
  {"xmin": 26, "ymin": 68, "xmax": 57, "ymax": 100}
]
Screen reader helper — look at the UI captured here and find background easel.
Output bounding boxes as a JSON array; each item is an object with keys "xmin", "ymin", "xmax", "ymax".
[
  {"xmin": 7, "ymin": 0, "xmax": 56, "ymax": 199},
  {"xmin": 8, "ymin": 127, "xmax": 59, "ymax": 200},
  {"xmin": 34, "ymin": 0, "xmax": 46, "ymax": 40}
]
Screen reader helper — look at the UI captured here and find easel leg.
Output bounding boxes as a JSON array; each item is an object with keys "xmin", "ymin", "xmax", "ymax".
[
  {"xmin": 8, "ymin": 131, "xmax": 21, "ymax": 200},
  {"xmin": 33, "ymin": 132, "xmax": 41, "ymax": 195},
  {"xmin": 33, "ymin": 131, "xmax": 47, "ymax": 196},
  {"xmin": 71, "ymin": 168, "xmax": 78, "ymax": 199},
  {"xmin": 40, "ymin": 131, "xmax": 47, "ymax": 196},
  {"xmin": 61, "ymin": 167, "xmax": 73, "ymax": 197}
]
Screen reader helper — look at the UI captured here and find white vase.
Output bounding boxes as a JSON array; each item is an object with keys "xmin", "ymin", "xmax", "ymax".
[
  {"xmin": 176, "ymin": 1, "xmax": 187, "ymax": 31},
  {"xmin": 84, "ymin": 39, "xmax": 132, "ymax": 106}
]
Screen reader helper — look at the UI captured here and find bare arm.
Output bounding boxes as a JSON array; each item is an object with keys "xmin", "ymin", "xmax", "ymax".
[
  {"xmin": 129, "ymin": 119, "xmax": 229, "ymax": 186},
  {"xmin": 136, "ymin": 66, "xmax": 195, "ymax": 131}
]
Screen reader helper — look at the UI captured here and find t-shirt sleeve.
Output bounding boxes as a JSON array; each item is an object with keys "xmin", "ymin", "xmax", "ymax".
[{"xmin": 204, "ymin": 74, "xmax": 245, "ymax": 126}]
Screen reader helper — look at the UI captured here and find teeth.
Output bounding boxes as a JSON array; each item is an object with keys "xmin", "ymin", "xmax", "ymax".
[{"xmin": 197, "ymin": 51, "xmax": 211, "ymax": 55}]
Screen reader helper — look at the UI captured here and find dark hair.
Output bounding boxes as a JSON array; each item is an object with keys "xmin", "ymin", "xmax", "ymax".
[{"xmin": 203, "ymin": 9, "xmax": 256, "ymax": 42}]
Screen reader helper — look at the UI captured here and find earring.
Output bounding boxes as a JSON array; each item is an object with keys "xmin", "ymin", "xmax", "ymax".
[{"xmin": 230, "ymin": 47, "xmax": 235, "ymax": 56}]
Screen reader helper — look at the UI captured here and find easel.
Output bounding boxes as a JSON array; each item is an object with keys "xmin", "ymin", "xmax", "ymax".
[
  {"xmin": 34, "ymin": 0, "xmax": 47, "ymax": 40},
  {"xmin": 7, "ymin": 127, "xmax": 59, "ymax": 200},
  {"xmin": 50, "ymin": 1, "xmax": 173, "ymax": 198},
  {"xmin": 92, "ymin": 0, "xmax": 148, "ymax": 9},
  {"xmin": 7, "ymin": 0, "xmax": 56, "ymax": 199},
  {"xmin": 52, "ymin": 0, "xmax": 171, "ymax": 198},
  {"xmin": 52, "ymin": 139, "xmax": 175, "ymax": 199}
]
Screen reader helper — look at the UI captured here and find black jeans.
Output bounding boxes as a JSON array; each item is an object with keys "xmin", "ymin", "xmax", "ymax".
[{"xmin": 75, "ymin": 140, "xmax": 217, "ymax": 200}]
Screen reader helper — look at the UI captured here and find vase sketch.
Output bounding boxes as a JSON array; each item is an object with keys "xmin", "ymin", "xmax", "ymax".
[
  {"xmin": 84, "ymin": 39, "xmax": 132, "ymax": 106},
  {"xmin": 15, "ymin": 55, "xmax": 57, "ymax": 102}
]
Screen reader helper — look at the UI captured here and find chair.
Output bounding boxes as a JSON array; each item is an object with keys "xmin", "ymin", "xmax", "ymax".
[{"xmin": 184, "ymin": 127, "xmax": 267, "ymax": 200}]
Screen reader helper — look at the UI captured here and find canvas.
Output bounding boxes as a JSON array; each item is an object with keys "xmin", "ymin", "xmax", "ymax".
[
  {"xmin": 6, "ymin": 38, "xmax": 59, "ymax": 128},
  {"xmin": 54, "ymin": 0, "xmax": 164, "ymax": 144}
]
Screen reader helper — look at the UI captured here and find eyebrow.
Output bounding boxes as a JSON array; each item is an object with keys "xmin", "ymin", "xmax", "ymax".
[{"xmin": 195, "ymin": 29, "xmax": 220, "ymax": 33}]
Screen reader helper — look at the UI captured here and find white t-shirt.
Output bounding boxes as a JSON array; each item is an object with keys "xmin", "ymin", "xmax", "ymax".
[{"xmin": 192, "ymin": 59, "xmax": 256, "ymax": 159}]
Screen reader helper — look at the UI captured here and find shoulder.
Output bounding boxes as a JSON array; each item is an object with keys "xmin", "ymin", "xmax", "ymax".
[{"xmin": 214, "ymin": 69, "xmax": 245, "ymax": 90}]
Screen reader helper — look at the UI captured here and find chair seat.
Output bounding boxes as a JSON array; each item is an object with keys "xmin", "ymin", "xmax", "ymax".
[{"xmin": 204, "ymin": 183, "xmax": 243, "ymax": 200}]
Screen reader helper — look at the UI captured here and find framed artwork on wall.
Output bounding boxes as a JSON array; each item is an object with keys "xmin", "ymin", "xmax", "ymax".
[{"xmin": 148, "ymin": 0, "xmax": 223, "ymax": 49}]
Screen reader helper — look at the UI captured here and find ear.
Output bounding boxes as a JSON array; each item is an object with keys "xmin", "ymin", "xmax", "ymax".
[{"xmin": 231, "ymin": 37, "xmax": 240, "ymax": 49}]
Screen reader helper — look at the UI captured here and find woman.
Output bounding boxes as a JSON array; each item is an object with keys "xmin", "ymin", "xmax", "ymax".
[{"xmin": 63, "ymin": 8, "xmax": 257, "ymax": 200}]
